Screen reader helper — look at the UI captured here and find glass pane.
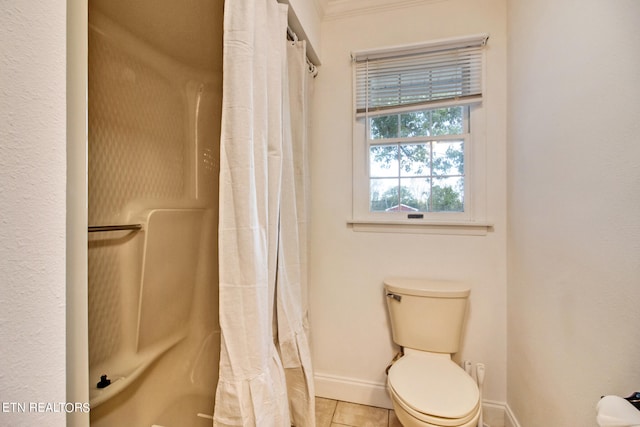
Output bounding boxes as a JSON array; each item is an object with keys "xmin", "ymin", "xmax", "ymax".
[
  {"xmin": 370, "ymin": 178, "xmax": 399, "ymax": 212},
  {"xmin": 430, "ymin": 177, "xmax": 464, "ymax": 212},
  {"xmin": 399, "ymin": 143, "xmax": 431, "ymax": 177},
  {"xmin": 432, "ymin": 140, "xmax": 464, "ymax": 176},
  {"xmin": 370, "ymin": 145, "xmax": 399, "ymax": 178},
  {"xmin": 399, "ymin": 178, "xmax": 430, "ymax": 212},
  {"xmin": 400, "ymin": 110, "xmax": 431, "ymax": 137},
  {"xmin": 396, "ymin": 106, "xmax": 466, "ymax": 138},
  {"xmin": 370, "ymin": 115, "xmax": 398, "ymax": 139},
  {"xmin": 430, "ymin": 107, "xmax": 464, "ymax": 135}
]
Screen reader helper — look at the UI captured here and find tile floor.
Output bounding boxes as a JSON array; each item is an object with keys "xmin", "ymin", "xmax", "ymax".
[
  {"xmin": 316, "ymin": 397, "xmax": 402, "ymax": 427},
  {"xmin": 315, "ymin": 398, "xmax": 506, "ymax": 427}
]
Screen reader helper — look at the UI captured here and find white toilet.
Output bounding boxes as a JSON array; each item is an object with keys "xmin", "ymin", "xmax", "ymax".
[{"xmin": 384, "ymin": 277, "xmax": 480, "ymax": 427}]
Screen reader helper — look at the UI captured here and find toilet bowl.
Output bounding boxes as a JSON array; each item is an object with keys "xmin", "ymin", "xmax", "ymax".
[
  {"xmin": 387, "ymin": 350, "xmax": 480, "ymax": 427},
  {"xmin": 384, "ymin": 278, "xmax": 478, "ymax": 427}
]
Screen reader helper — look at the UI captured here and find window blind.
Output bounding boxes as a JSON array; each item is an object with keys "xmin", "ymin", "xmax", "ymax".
[{"xmin": 353, "ymin": 34, "xmax": 488, "ymax": 117}]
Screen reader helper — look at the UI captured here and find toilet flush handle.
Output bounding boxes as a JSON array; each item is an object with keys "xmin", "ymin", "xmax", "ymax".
[{"xmin": 386, "ymin": 293, "xmax": 402, "ymax": 302}]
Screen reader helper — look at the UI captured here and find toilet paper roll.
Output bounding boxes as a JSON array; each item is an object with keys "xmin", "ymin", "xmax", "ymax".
[{"xmin": 597, "ymin": 395, "xmax": 640, "ymax": 427}]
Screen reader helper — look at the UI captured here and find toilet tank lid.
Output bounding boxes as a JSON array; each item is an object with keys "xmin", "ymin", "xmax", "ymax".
[{"xmin": 384, "ymin": 277, "xmax": 470, "ymax": 298}]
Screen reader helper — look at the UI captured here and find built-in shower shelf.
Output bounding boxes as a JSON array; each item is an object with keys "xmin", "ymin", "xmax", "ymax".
[
  {"xmin": 89, "ymin": 333, "xmax": 185, "ymax": 408},
  {"xmin": 89, "ymin": 208, "xmax": 204, "ymax": 408}
]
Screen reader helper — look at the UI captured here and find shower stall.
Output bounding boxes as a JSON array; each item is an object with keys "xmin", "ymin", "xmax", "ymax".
[{"xmin": 87, "ymin": 1, "xmax": 222, "ymax": 425}]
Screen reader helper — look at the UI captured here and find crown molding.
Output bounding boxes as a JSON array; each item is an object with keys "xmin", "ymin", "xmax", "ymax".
[{"xmin": 324, "ymin": 0, "xmax": 447, "ymax": 20}]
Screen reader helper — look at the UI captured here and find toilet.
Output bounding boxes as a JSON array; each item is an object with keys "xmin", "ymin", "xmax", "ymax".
[{"xmin": 384, "ymin": 278, "xmax": 480, "ymax": 427}]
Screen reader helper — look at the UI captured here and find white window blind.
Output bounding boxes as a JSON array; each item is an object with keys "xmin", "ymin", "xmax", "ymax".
[{"xmin": 353, "ymin": 34, "xmax": 488, "ymax": 117}]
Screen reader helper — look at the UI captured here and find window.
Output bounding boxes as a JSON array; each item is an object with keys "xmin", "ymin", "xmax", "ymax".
[
  {"xmin": 351, "ymin": 34, "xmax": 489, "ymax": 229},
  {"xmin": 369, "ymin": 106, "xmax": 468, "ymax": 213}
]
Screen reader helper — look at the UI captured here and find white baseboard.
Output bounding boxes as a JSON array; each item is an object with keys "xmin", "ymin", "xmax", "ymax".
[
  {"xmin": 314, "ymin": 372, "xmax": 393, "ymax": 409},
  {"xmin": 314, "ymin": 372, "xmax": 521, "ymax": 427},
  {"xmin": 504, "ymin": 403, "xmax": 521, "ymax": 427}
]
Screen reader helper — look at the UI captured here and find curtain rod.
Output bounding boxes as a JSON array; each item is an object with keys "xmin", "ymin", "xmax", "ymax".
[{"xmin": 287, "ymin": 26, "xmax": 318, "ymax": 78}]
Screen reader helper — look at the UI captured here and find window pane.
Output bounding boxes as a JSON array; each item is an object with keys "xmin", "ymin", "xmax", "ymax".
[
  {"xmin": 370, "ymin": 145, "xmax": 399, "ymax": 177},
  {"xmin": 430, "ymin": 107, "xmax": 464, "ymax": 135},
  {"xmin": 369, "ymin": 106, "xmax": 467, "ymax": 140},
  {"xmin": 430, "ymin": 177, "xmax": 464, "ymax": 212},
  {"xmin": 400, "ymin": 110, "xmax": 431, "ymax": 137},
  {"xmin": 432, "ymin": 140, "xmax": 464, "ymax": 176},
  {"xmin": 367, "ymin": 106, "xmax": 468, "ymax": 214},
  {"xmin": 370, "ymin": 178, "xmax": 399, "ymax": 212},
  {"xmin": 399, "ymin": 143, "xmax": 430, "ymax": 177},
  {"xmin": 399, "ymin": 178, "xmax": 430, "ymax": 212},
  {"xmin": 370, "ymin": 115, "xmax": 398, "ymax": 139},
  {"xmin": 396, "ymin": 106, "xmax": 466, "ymax": 138}
]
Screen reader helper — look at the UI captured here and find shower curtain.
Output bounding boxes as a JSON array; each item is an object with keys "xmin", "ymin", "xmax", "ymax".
[{"xmin": 214, "ymin": 0, "xmax": 315, "ymax": 425}]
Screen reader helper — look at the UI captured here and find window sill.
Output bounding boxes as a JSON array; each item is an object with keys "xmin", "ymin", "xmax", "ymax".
[{"xmin": 347, "ymin": 218, "xmax": 493, "ymax": 236}]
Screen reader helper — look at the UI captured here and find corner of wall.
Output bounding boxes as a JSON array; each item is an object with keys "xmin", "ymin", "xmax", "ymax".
[
  {"xmin": 280, "ymin": 0, "xmax": 322, "ymax": 64},
  {"xmin": 66, "ymin": 1, "xmax": 90, "ymax": 425}
]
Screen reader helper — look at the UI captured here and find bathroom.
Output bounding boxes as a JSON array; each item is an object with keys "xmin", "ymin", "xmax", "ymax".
[{"xmin": 1, "ymin": 0, "xmax": 640, "ymax": 427}]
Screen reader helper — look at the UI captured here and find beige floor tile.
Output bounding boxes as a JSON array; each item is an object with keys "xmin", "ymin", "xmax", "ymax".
[
  {"xmin": 316, "ymin": 397, "xmax": 338, "ymax": 427},
  {"xmin": 388, "ymin": 410, "xmax": 402, "ymax": 427},
  {"xmin": 332, "ymin": 401, "xmax": 389, "ymax": 427}
]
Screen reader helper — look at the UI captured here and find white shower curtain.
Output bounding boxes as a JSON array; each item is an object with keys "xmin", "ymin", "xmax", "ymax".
[
  {"xmin": 277, "ymin": 39, "xmax": 315, "ymax": 426},
  {"xmin": 214, "ymin": 0, "xmax": 315, "ymax": 425}
]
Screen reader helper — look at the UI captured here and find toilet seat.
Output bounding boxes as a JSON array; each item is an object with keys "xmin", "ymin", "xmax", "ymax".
[{"xmin": 387, "ymin": 352, "xmax": 480, "ymax": 426}]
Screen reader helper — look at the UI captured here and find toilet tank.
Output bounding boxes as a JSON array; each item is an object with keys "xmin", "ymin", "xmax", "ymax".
[{"xmin": 384, "ymin": 278, "xmax": 470, "ymax": 353}]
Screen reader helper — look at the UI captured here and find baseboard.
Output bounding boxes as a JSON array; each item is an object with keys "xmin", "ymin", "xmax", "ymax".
[
  {"xmin": 468, "ymin": 400, "xmax": 519, "ymax": 427},
  {"xmin": 314, "ymin": 372, "xmax": 393, "ymax": 409},
  {"xmin": 315, "ymin": 372, "xmax": 521, "ymax": 427},
  {"xmin": 504, "ymin": 403, "xmax": 521, "ymax": 427}
]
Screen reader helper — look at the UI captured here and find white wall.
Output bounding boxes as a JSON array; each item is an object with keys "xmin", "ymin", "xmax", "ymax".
[
  {"xmin": 283, "ymin": 0, "xmax": 323, "ymax": 64},
  {"xmin": 507, "ymin": 1, "xmax": 640, "ymax": 425},
  {"xmin": 0, "ymin": 2, "xmax": 67, "ymax": 426},
  {"xmin": 310, "ymin": 0, "xmax": 508, "ymax": 408}
]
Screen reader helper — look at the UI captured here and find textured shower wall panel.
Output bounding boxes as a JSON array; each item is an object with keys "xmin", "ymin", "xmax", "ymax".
[
  {"xmin": 89, "ymin": 29, "xmax": 185, "ymax": 224},
  {"xmin": 88, "ymin": 25, "xmax": 187, "ymax": 368}
]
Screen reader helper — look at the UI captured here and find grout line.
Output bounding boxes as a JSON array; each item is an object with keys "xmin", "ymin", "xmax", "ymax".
[{"xmin": 319, "ymin": 398, "xmax": 393, "ymax": 427}]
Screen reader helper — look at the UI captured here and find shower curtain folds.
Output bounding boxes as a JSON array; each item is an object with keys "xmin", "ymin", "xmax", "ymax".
[{"xmin": 214, "ymin": 0, "xmax": 315, "ymax": 426}]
